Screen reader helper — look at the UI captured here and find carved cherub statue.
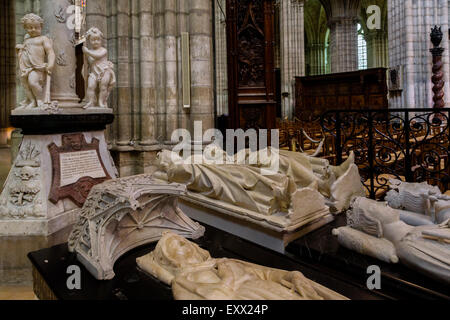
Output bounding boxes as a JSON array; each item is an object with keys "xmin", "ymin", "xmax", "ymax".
[
  {"xmin": 137, "ymin": 232, "xmax": 348, "ymax": 300},
  {"xmin": 16, "ymin": 13, "xmax": 55, "ymax": 109},
  {"xmin": 82, "ymin": 27, "xmax": 116, "ymax": 109}
]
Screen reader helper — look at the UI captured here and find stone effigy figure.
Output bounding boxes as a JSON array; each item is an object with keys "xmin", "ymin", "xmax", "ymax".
[
  {"xmin": 333, "ymin": 197, "xmax": 450, "ymax": 284},
  {"xmin": 136, "ymin": 232, "xmax": 348, "ymax": 300},
  {"xmin": 16, "ymin": 13, "xmax": 55, "ymax": 109},
  {"xmin": 386, "ymin": 179, "xmax": 450, "ymax": 226},
  {"xmin": 153, "ymin": 147, "xmax": 365, "ymax": 216},
  {"xmin": 82, "ymin": 27, "xmax": 116, "ymax": 109}
]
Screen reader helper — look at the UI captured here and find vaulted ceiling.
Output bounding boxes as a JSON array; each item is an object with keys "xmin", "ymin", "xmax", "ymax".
[{"xmin": 304, "ymin": 0, "xmax": 328, "ymax": 44}]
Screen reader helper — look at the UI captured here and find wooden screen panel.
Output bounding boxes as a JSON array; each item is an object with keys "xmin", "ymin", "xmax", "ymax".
[
  {"xmin": 294, "ymin": 68, "xmax": 388, "ymax": 121},
  {"xmin": 226, "ymin": 0, "xmax": 276, "ymax": 131}
]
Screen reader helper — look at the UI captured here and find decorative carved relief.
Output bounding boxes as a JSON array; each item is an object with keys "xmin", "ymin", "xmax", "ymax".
[
  {"xmin": 241, "ymin": 106, "xmax": 263, "ymax": 130},
  {"xmin": 9, "ymin": 183, "xmax": 39, "ymax": 207},
  {"xmin": 68, "ymin": 175, "xmax": 205, "ymax": 280},
  {"xmin": 237, "ymin": 0, "xmax": 265, "ymax": 87},
  {"xmin": 56, "ymin": 50, "xmax": 68, "ymax": 66},
  {"xmin": 14, "ymin": 166, "xmax": 38, "ymax": 181},
  {"xmin": 0, "ymin": 141, "xmax": 44, "ymax": 219},
  {"xmin": 16, "ymin": 142, "xmax": 40, "ymax": 168},
  {"xmin": 54, "ymin": 6, "xmax": 67, "ymax": 23},
  {"xmin": 69, "ymin": 74, "xmax": 76, "ymax": 89}
]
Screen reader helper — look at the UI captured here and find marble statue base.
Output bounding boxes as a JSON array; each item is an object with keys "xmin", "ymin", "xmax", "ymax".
[
  {"xmin": 179, "ymin": 195, "xmax": 334, "ymax": 253},
  {"xmin": 0, "ymin": 130, "xmax": 117, "ymax": 236},
  {"xmin": 11, "ymin": 107, "xmax": 113, "ymax": 116}
]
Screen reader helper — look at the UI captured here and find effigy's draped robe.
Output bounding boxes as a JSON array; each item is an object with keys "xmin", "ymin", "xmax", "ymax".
[
  {"xmin": 397, "ymin": 224, "xmax": 450, "ymax": 283},
  {"xmin": 155, "ymin": 148, "xmax": 353, "ymax": 216},
  {"xmin": 136, "ymin": 232, "xmax": 348, "ymax": 300}
]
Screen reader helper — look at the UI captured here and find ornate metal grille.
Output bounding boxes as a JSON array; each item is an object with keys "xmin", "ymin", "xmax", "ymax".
[{"xmin": 320, "ymin": 109, "xmax": 450, "ymax": 199}]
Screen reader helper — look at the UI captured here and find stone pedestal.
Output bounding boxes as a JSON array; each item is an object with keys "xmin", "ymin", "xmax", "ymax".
[{"xmin": 0, "ymin": 112, "xmax": 117, "ymax": 236}]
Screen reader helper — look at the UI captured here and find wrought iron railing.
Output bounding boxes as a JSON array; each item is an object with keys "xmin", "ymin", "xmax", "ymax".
[{"xmin": 320, "ymin": 108, "xmax": 450, "ymax": 199}]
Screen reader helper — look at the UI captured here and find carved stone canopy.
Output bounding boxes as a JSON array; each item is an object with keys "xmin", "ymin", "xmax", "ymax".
[{"xmin": 68, "ymin": 175, "xmax": 205, "ymax": 280}]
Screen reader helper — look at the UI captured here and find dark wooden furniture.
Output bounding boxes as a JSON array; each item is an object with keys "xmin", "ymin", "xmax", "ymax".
[
  {"xmin": 226, "ymin": 0, "xmax": 276, "ymax": 131},
  {"xmin": 294, "ymin": 68, "xmax": 388, "ymax": 121}
]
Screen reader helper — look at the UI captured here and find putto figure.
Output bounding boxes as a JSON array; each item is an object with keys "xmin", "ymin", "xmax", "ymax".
[
  {"xmin": 16, "ymin": 13, "xmax": 55, "ymax": 109},
  {"xmin": 82, "ymin": 27, "xmax": 116, "ymax": 109}
]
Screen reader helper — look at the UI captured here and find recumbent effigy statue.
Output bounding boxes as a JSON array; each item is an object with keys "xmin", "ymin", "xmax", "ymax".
[
  {"xmin": 136, "ymin": 232, "xmax": 348, "ymax": 300},
  {"xmin": 385, "ymin": 179, "xmax": 450, "ymax": 226},
  {"xmin": 332, "ymin": 197, "xmax": 450, "ymax": 284},
  {"xmin": 153, "ymin": 146, "xmax": 366, "ymax": 230}
]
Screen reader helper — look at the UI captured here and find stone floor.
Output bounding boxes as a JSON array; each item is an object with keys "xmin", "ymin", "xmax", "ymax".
[{"xmin": 0, "ymin": 286, "xmax": 36, "ymax": 300}]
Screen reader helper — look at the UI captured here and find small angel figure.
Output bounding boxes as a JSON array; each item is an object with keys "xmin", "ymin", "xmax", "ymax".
[
  {"xmin": 16, "ymin": 13, "xmax": 55, "ymax": 109},
  {"xmin": 82, "ymin": 27, "xmax": 116, "ymax": 109}
]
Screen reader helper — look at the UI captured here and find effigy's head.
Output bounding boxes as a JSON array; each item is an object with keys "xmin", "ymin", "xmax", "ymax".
[
  {"xmin": 158, "ymin": 232, "xmax": 211, "ymax": 269},
  {"xmin": 136, "ymin": 232, "xmax": 213, "ymax": 285},
  {"xmin": 86, "ymin": 27, "xmax": 104, "ymax": 49},
  {"xmin": 21, "ymin": 13, "xmax": 44, "ymax": 37}
]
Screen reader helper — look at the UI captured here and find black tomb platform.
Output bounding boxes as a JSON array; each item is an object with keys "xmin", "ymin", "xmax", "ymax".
[
  {"xmin": 28, "ymin": 220, "xmax": 449, "ymax": 300},
  {"xmin": 285, "ymin": 215, "xmax": 450, "ymax": 300}
]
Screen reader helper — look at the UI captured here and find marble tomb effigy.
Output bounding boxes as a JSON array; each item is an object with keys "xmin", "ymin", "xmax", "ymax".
[
  {"xmin": 385, "ymin": 179, "xmax": 450, "ymax": 226},
  {"xmin": 152, "ymin": 147, "xmax": 366, "ymax": 252},
  {"xmin": 332, "ymin": 197, "xmax": 450, "ymax": 284},
  {"xmin": 136, "ymin": 232, "xmax": 349, "ymax": 300}
]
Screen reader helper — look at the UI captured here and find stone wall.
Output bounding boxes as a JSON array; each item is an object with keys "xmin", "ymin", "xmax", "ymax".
[
  {"xmin": 0, "ymin": 0, "xmax": 16, "ymax": 145},
  {"xmin": 389, "ymin": 0, "xmax": 450, "ymax": 109},
  {"xmin": 84, "ymin": 0, "xmax": 215, "ymax": 176}
]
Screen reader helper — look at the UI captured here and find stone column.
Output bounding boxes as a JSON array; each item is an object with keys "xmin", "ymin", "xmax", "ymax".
[
  {"xmin": 279, "ymin": 0, "xmax": 305, "ymax": 119},
  {"xmin": 86, "ymin": 0, "xmax": 107, "ymax": 32},
  {"xmin": 308, "ymin": 43, "xmax": 326, "ymax": 75},
  {"xmin": 165, "ymin": 0, "xmax": 178, "ymax": 144},
  {"xmin": 40, "ymin": 0, "xmax": 80, "ymax": 108},
  {"xmin": 328, "ymin": 17, "xmax": 358, "ymax": 73},
  {"xmin": 155, "ymin": 0, "xmax": 166, "ymax": 142},
  {"xmin": 139, "ymin": 0, "xmax": 157, "ymax": 146},
  {"xmin": 320, "ymin": 0, "xmax": 360, "ymax": 73},
  {"xmin": 389, "ymin": 0, "xmax": 450, "ymax": 109},
  {"xmin": 365, "ymin": 29, "xmax": 388, "ymax": 68},
  {"xmin": 189, "ymin": 0, "xmax": 214, "ymax": 137},
  {"xmin": 177, "ymin": 0, "xmax": 190, "ymax": 131},
  {"xmin": 115, "ymin": 0, "xmax": 132, "ymax": 146}
]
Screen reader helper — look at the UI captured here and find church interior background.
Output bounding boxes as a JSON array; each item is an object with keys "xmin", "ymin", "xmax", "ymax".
[{"xmin": 0, "ymin": 0, "xmax": 449, "ymax": 300}]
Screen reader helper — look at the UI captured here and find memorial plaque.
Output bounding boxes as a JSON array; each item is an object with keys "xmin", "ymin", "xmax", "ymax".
[
  {"xmin": 48, "ymin": 133, "xmax": 111, "ymax": 207},
  {"xmin": 59, "ymin": 150, "xmax": 106, "ymax": 187}
]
